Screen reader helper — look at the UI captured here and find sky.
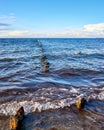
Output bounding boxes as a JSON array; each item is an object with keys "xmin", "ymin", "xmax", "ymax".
[{"xmin": 0, "ymin": 0, "xmax": 104, "ymax": 38}]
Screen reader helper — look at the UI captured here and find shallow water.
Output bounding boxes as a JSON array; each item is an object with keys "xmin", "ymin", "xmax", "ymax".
[{"xmin": 0, "ymin": 38, "xmax": 104, "ymax": 129}]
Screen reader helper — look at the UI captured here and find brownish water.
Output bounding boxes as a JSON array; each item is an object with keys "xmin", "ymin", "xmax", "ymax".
[{"xmin": 0, "ymin": 102, "xmax": 104, "ymax": 130}]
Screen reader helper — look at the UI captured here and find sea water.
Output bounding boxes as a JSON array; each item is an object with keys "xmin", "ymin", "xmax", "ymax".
[{"xmin": 0, "ymin": 38, "xmax": 104, "ymax": 130}]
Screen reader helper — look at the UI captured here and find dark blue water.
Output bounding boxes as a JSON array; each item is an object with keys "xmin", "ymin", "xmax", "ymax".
[
  {"xmin": 0, "ymin": 38, "xmax": 104, "ymax": 89},
  {"xmin": 0, "ymin": 38, "xmax": 104, "ymax": 130}
]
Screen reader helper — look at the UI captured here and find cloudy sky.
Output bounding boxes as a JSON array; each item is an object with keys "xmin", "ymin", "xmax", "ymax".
[{"xmin": 0, "ymin": 0, "xmax": 104, "ymax": 38}]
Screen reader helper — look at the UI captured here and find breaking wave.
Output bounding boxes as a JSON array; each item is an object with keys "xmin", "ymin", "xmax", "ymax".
[{"xmin": 0, "ymin": 86, "xmax": 103, "ymax": 116}]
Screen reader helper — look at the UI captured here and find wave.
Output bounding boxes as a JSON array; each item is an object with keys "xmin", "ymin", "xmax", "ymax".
[
  {"xmin": 0, "ymin": 58, "xmax": 14, "ymax": 62},
  {"xmin": 52, "ymin": 68, "xmax": 103, "ymax": 76},
  {"xmin": 0, "ymin": 86, "xmax": 103, "ymax": 116},
  {"xmin": 0, "ymin": 99, "xmax": 75, "ymax": 116}
]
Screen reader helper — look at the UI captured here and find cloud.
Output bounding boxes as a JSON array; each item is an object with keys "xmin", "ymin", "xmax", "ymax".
[
  {"xmin": 83, "ymin": 23, "xmax": 104, "ymax": 37},
  {"xmin": 0, "ymin": 23, "xmax": 10, "ymax": 26},
  {"xmin": 84, "ymin": 23, "xmax": 104, "ymax": 32},
  {"xmin": 0, "ymin": 14, "xmax": 16, "ymax": 23},
  {"xmin": 0, "ymin": 14, "xmax": 16, "ymax": 31},
  {"xmin": 0, "ymin": 23, "xmax": 11, "ymax": 31},
  {"xmin": 61, "ymin": 23, "xmax": 104, "ymax": 37},
  {"xmin": 0, "ymin": 22, "xmax": 104, "ymax": 38}
]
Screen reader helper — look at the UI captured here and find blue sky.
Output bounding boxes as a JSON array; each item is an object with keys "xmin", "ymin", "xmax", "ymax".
[{"xmin": 0, "ymin": 0, "xmax": 104, "ymax": 37}]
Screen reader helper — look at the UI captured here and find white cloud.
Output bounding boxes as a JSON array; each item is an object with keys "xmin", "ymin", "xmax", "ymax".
[
  {"xmin": 0, "ymin": 14, "xmax": 16, "ymax": 23},
  {"xmin": 84, "ymin": 23, "xmax": 104, "ymax": 32},
  {"xmin": 0, "ymin": 23, "xmax": 11, "ymax": 31},
  {"xmin": 0, "ymin": 22, "xmax": 104, "ymax": 38},
  {"xmin": 0, "ymin": 14, "xmax": 16, "ymax": 31}
]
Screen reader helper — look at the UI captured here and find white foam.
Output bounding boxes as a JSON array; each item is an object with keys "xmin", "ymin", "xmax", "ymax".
[
  {"xmin": 97, "ymin": 91, "xmax": 104, "ymax": 100},
  {"xmin": 0, "ymin": 86, "xmax": 78, "ymax": 115},
  {"xmin": 70, "ymin": 87, "xmax": 79, "ymax": 93},
  {"xmin": 0, "ymin": 98, "xmax": 76, "ymax": 116},
  {"xmin": 88, "ymin": 89, "xmax": 104, "ymax": 100},
  {"xmin": 0, "ymin": 86, "xmax": 103, "ymax": 116}
]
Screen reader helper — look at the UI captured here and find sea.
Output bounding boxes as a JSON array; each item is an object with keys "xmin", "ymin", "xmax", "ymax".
[{"xmin": 0, "ymin": 38, "xmax": 104, "ymax": 130}]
